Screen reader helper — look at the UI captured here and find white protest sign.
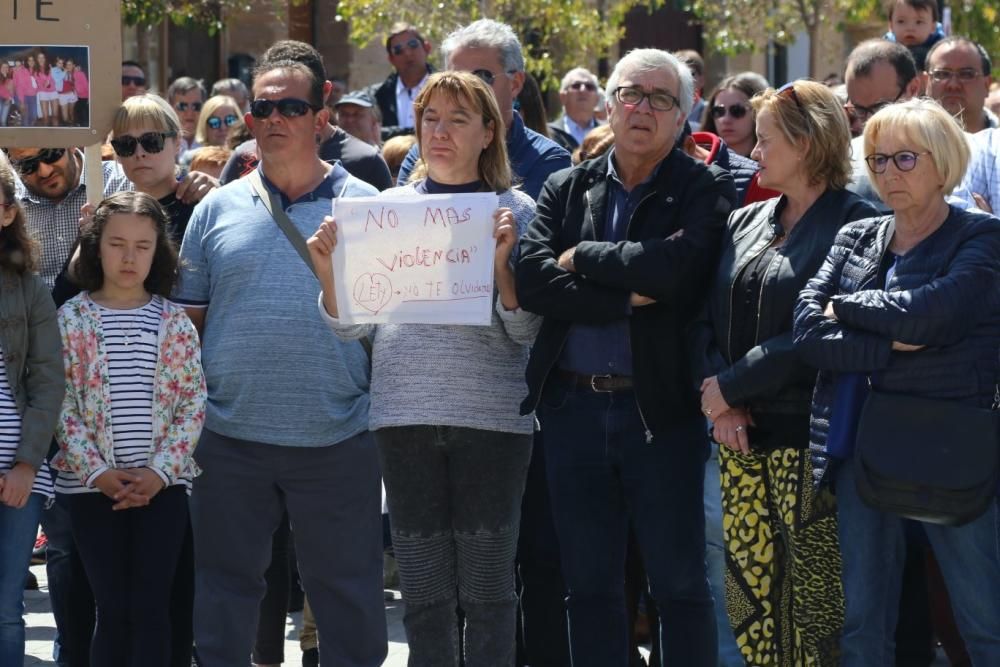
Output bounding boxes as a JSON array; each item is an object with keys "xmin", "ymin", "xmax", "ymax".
[{"xmin": 332, "ymin": 193, "xmax": 499, "ymax": 325}]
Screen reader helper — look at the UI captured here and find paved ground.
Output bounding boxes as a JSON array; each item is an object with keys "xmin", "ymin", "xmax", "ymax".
[{"xmin": 23, "ymin": 564, "xmax": 410, "ymax": 666}]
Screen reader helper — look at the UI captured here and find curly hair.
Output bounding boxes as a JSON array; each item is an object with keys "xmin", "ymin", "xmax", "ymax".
[
  {"xmin": 76, "ymin": 192, "xmax": 178, "ymax": 297},
  {"xmin": 0, "ymin": 154, "xmax": 38, "ymax": 274}
]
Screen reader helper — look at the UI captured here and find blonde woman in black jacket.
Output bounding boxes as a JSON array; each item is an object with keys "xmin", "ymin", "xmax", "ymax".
[{"xmin": 692, "ymin": 80, "xmax": 877, "ymax": 666}]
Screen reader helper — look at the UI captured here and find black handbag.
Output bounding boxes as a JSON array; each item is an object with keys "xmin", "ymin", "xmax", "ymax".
[{"xmin": 852, "ymin": 387, "xmax": 1000, "ymax": 526}]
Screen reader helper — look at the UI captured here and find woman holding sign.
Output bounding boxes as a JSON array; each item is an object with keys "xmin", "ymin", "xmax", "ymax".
[{"xmin": 308, "ymin": 71, "xmax": 538, "ymax": 667}]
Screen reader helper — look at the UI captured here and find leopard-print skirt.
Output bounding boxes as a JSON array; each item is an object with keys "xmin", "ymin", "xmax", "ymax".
[{"xmin": 720, "ymin": 446, "xmax": 844, "ymax": 666}]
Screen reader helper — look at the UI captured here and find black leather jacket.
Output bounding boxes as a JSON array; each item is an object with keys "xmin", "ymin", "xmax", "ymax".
[
  {"xmin": 691, "ymin": 189, "xmax": 878, "ymax": 444},
  {"xmin": 516, "ymin": 149, "xmax": 737, "ymax": 438}
]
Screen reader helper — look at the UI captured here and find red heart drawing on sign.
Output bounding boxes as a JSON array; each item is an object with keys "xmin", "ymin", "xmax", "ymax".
[{"xmin": 352, "ymin": 273, "xmax": 393, "ymax": 314}]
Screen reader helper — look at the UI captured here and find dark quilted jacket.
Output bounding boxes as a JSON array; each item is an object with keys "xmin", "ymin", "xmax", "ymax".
[{"xmin": 793, "ymin": 207, "xmax": 1000, "ymax": 485}]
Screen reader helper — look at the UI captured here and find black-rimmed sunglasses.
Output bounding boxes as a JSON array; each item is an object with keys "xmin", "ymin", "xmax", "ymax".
[
  {"xmin": 175, "ymin": 101, "xmax": 203, "ymax": 113},
  {"xmin": 249, "ymin": 98, "xmax": 320, "ymax": 119},
  {"xmin": 711, "ymin": 103, "xmax": 748, "ymax": 119},
  {"xmin": 110, "ymin": 131, "xmax": 177, "ymax": 158},
  {"xmin": 566, "ymin": 81, "xmax": 598, "ymax": 92},
  {"xmin": 391, "ymin": 37, "xmax": 422, "ymax": 56},
  {"xmin": 122, "ymin": 75, "xmax": 146, "ymax": 87},
  {"xmin": 7, "ymin": 148, "xmax": 66, "ymax": 176},
  {"xmin": 207, "ymin": 114, "xmax": 239, "ymax": 130}
]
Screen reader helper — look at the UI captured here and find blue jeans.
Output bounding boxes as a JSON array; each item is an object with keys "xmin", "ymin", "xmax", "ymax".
[
  {"xmin": 0, "ymin": 492, "xmax": 44, "ymax": 664},
  {"xmin": 703, "ymin": 451, "xmax": 743, "ymax": 667},
  {"xmin": 0, "ymin": 99, "xmax": 11, "ymax": 126},
  {"xmin": 539, "ymin": 377, "xmax": 716, "ymax": 667},
  {"xmin": 837, "ymin": 463, "xmax": 1000, "ymax": 665}
]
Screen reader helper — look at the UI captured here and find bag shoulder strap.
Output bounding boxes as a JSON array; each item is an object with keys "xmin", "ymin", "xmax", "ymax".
[
  {"xmin": 246, "ymin": 169, "xmax": 372, "ymax": 361},
  {"xmin": 247, "ymin": 169, "xmax": 317, "ymax": 279}
]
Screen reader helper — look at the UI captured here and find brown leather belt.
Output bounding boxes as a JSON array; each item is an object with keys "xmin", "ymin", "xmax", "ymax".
[{"xmin": 555, "ymin": 369, "xmax": 634, "ymax": 393}]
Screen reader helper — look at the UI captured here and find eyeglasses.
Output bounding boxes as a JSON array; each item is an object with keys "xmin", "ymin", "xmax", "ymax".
[
  {"xmin": 249, "ymin": 97, "xmax": 320, "ymax": 119},
  {"xmin": 471, "ymin": 69, "xmax": 517, "ymax": 86},
  {"xmin": 864, "ymin": 150, "xmax": 931, "ymax": 174},
  {"xmin": 110, "ymin": 131, "xmax": 177, "ymax": 158},
  {"xmin": 174, "ymin": 101, "xmax": 203, "ymax": 113},
  {"xmin": 207, "ymin": 114, "xmax": 239, "ymax": 130},
  {"xmin": 390, "ymin": 38, "xmax": 423, "ymax": 56},
  {"xmin": 7, "ymin": 148, "xmax": 65, "ymax": 176},
  {"xmin": 122, "ymin": 75, "xmax": 146, "ymax": 88},
  {"xmin": 711, "ymin": 103, "xmax": 748, "ymax": 119},
  {"xmin": 566, "ymin": 81, "xmax": 598, "ymax": 92},
  {"xmin": 928, "ymin": 68, "xmax": 983, "ymax": 83},
  {"xmin": 613, "ymin": 86, "xmax": 680, "ymax": 112},
  {"xmin": 845, "ymin": 82, "xmax": 909, "ymax": 121}
]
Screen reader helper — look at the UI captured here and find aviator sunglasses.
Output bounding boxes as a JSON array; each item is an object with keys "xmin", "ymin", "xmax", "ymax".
[
  {"xmin": 391, "ymin": 37, "xmax": 423, "ymax": 56},
  {"xmin": 249, "ymin": 98, "xmax": 321, "ymax": 119},
  {"xmin": 711, "ymin": 103, "xmax": 749, "ymax": 119},
  {"xmin": 175, "ymin": 101, "xmax": 203, "ymax": 113},
  {"xmin": 110, "ymin": 131, "xmax": 177, "ymax": 158},
  {"xmin": 207, "ymin": 114, "xmax": 240, "ymax": 130}
]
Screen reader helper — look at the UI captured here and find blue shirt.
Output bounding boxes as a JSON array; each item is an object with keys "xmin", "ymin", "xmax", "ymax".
[
  {"xmin": 559, "ymin": 150, "xmax": 661, "ymax": 376},
  {"xmin": 397, "ymin": 112, "xmax": 571, "ymax": 201},
  {"xmin": 174, "ymin": 164, "xmax": 376, "ymax": 447}
]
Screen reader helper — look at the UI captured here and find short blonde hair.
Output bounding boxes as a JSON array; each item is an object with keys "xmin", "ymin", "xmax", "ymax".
[
  {"xmin": 195, "ymin": 95, "xmax": 241, "ymax": 146},
  {"xmin": 111, "ymin": 93, "xmax": 180, "ymax": 137},
  {"xmin": 751, "ymin": 80, "xmax": 852, "ymax": 189},
  {"xmin": 862, "ymin": 97, "xmax": 969, "ymax": 195},
  {"xmin": 410, "ymin": 71, "xmax": 512, "ymax": 193}
]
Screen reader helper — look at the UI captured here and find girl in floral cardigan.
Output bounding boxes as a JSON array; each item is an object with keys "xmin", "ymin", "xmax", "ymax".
[{"xmin": 53, "ymin": 191, "xmax": 205, "ymax": 667}]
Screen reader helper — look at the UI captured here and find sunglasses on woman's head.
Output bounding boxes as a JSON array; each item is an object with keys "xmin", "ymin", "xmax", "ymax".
[
  {"xmin": 711, "ymin": 103, "xmax": 748, "ymax": 119},
  {"xmin": 110, "ymin": 131, "xmax": 177, "ymax": 158},
  {"xmin": 175, "ymin": 101, "xmax": 203, "ymax": 112},
  {"xmin": 8, "ymin": 148, "xmax": 65, "ymax": 176},
  {"xmin": 249, "ymin": 98, "xmax": 319, "ymax": 119},
  {"xmin": 207, "ymin": 114, "xmax": 239, "ymax": 130}
]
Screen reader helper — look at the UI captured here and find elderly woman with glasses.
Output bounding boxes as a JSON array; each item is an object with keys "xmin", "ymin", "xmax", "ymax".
[
  {"xmin": 794, "ymin": 97, "xmax": 1000, "ymax": 664},
  {"xmin": 692, "ymin": 80, "xmax": 878, "ymax": 666}
]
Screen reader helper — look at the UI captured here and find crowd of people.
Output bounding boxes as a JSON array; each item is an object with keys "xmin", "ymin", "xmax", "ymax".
[
  {"xmin": 0, "ymin": 48, "xmax": 91, "ymax": 128},
  {"xmin": 2, "ymin": 0, "xmax": 1000, "ymax": 665}
]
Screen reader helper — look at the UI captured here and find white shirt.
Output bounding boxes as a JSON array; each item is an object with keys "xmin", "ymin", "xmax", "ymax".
[
  {"xmin": 563, "ymin": 115, "xmax": 597, "ymax": 146},
  {"xmin": 395, "ymin": 72, "xmax": 429, "ymax": 130},
  {"xmin": 960, "ymin": 127, "xmax": 1000, "ymax": 214}
]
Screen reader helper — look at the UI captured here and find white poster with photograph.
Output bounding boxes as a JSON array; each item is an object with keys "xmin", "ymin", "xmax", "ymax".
[{"xmin": 332, "ymin": 193, "xmax": 499, "ymax": 325}]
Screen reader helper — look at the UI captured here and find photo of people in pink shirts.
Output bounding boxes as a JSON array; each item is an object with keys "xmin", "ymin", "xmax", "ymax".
[{"xmin": 0, "ymin": 45, "xmax": 90, "ymax": 127}]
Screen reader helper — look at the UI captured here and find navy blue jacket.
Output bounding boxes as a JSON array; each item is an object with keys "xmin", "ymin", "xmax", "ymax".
[{"xmin": 793, "ymin": 207, "xmax": 1000, "ymax": 485}]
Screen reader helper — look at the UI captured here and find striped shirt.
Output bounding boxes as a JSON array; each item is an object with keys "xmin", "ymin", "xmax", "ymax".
[
  {"xmin": 0, "ymin": 347, "xmax": 53, "ymax": 498},
  {"xmin": 57, "ymin": 297, "xmax": 188, "ymax": 494}
]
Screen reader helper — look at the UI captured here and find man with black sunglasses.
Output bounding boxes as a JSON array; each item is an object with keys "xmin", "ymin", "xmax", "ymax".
[
  {"xmin": 174, "ymin": 59, "xmax": 387, "ymax": 667},
  {"xmin": 166, "ymin": 76, "xmax": 207, "ymax": 154},
  {"xmin": 121, "ymin": 60, "xmax": 146, "ymax": 100},
  {"xmin": 365, "ymin": 22, "xmax": 434, "ymax": 141},
  {"xmin": 548, "ymin": 67, "xmax": 603, "ymax": 151},
  {"xmin": 219, "ymin": 40, "xmax": 391, "ymax": 191}
]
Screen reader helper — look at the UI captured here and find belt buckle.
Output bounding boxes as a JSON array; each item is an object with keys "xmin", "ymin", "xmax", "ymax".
[{"xmin": 590, "ymin": 374, "xmax": 613, "ymax": 392}]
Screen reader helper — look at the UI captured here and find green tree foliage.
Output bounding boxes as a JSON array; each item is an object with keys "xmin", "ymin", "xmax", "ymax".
[
  {"xmin": 332, "ymin": 0, "xmax": 663, "ymax": 89},
  {"xmin": 121, "ymin": 1, "xmax": 256, "ymax": 33},
  {"xmin": 686, "ymin": 0, "xmax": 1000, "ymax": 77}
]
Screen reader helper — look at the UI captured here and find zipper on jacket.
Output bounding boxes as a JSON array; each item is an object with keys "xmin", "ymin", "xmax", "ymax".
[
  {"xmin": 625, "ymin": 188, "xmax": 659, "ymax": 445},
  {"xmin": 726, "ymin": 234, "xmax": 773, "ymax": 362},
  {"xmin": 752, "ymin": 248, "xmax": 782, "ymax": 344}
]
